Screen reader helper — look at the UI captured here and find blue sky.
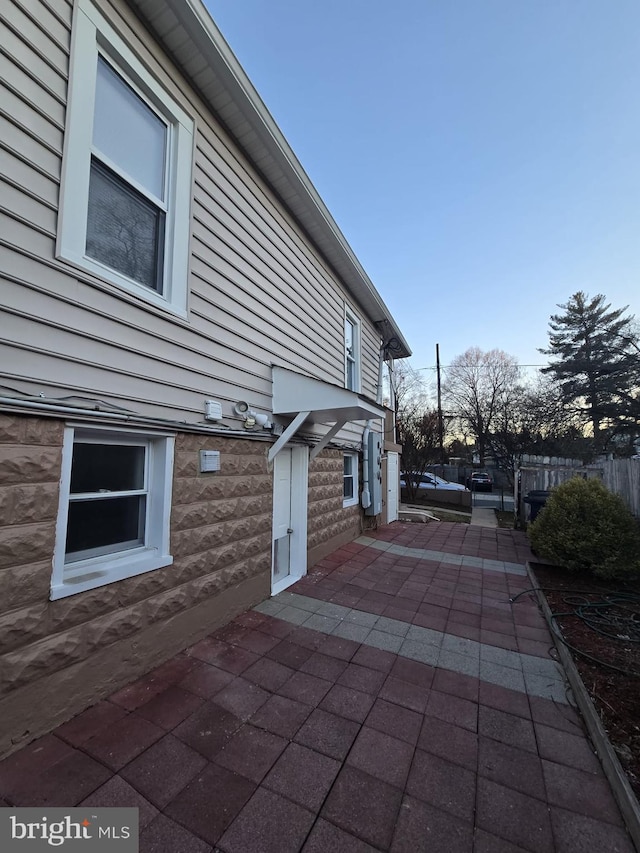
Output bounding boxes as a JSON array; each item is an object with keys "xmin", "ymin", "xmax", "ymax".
[{"xmin": 205, "ymin": 0, "xmax": 640, "ymax": 378}]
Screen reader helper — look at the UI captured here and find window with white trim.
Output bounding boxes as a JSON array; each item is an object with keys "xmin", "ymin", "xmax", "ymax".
[
  {"xmin": 345, "ymin": 312, "xmax": 360, "ymax": 391},
  {"xmin": 343, "ymin": 452, "xmax": 359, "ymax": 507},
  {"xmin": 51, "ymin": 427, "xmax": 174, "ymax": 600},
  {"xmin": 57, "ymin": 0, "xmax": 193, "ymax": 315}
]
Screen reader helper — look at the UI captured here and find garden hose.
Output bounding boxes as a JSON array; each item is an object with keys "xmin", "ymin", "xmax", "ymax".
[{"xmin": 510, "ymin": 587, "xmax": 640, "ymax": 678}]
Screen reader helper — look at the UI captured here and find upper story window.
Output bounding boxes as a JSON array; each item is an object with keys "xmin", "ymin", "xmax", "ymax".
[
  {"xmin": 57, "ymin": 0, "xmax": 194, "ymax": 315},
  {"xmin": 88, "ymin": 58, "xmax": 167, "ymax": 292},
  {"xmin": 345, "ymin": 311, "xmax": 360, "ymax": 391}
]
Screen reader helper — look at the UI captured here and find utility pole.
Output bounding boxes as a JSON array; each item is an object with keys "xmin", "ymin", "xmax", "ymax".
[{"xmin": 436, "ymin": 343, "xmax": 444, "ymax": 463}]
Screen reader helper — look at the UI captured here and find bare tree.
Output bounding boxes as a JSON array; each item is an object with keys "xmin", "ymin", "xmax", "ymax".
[
  {"xmin": 390, "ymin": 361, "xmax": 431, "ymax": 423},
  {"xmin": 389, "ymin": 362, "xmax": 447, "ymax": 497},
  {"xmin": 443, "ymin": 347, "xmax": 521, "ymax": 465},
  {"xmin": 398, "ymin": 410, "xmax": 443, "ymax": 500},
  {"xmin": 488, "ymin": 375, "xmax": 591, "ymax": 475}
]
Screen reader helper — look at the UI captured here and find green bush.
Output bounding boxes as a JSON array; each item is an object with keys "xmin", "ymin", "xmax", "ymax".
[{"xmin": 529, "ymin": 477, "xmax": 640, "ymax": 580}]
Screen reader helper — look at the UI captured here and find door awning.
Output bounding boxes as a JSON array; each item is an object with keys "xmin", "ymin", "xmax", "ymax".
[{"xmin": 269, "ymin": 366, "xmax": 385, "ymax": 462}]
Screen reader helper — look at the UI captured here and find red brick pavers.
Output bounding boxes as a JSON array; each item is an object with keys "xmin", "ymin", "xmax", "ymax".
[{"xmin": 0, "ymin": 522, "xmax": 634, "ymax": 852}]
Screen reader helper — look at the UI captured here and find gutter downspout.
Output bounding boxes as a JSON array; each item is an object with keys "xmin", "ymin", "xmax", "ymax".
[
  {"xmin": 376, "ymin": 347, "xmax": 384, "ymax": 405},
  {"xmin": 364, "ymin": 343, "xmax": 387, "ymax": 510}
]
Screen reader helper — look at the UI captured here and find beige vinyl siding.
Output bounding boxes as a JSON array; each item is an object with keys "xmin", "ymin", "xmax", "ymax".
[
  {"xmin": 1, "ymin": 183, "xmax": 56, "ymax": 238},
  {"xmin": 0, "ymin": 0, "xmax": 384, "ymax": 434},
  {"xmin": 0, "ymin": 19, "xmax": 68, "ymax": 104},
  {"xmin": 0, "ymin": 150, "xmax": 59, "ymax": 211},
  {"xmin": 6, "ymin": 0, "xmax": 71, "ymax": 51},
  {"xmin": 190, "ymin": 133, "xmax": 349, "ymax": 387},
  {"xmin": 1, "ymin": 54, "xmax": 66, "ymax": 132},
  {"xmin": 2, "ymin": 86, "xmax": 64, "ymax": 158},
  {"xmin": 0, "ymin": 115, "xmax": 61, "ymax": 185}
]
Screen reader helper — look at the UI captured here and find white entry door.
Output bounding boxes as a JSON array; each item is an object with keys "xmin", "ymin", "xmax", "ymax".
[
  {"xmin": 386, "ymin": 451, "xmax": 399, "ymax": 523},
  {"xmin": 272, "ymin": 446, "xmax": 308, "ymax": 595}
]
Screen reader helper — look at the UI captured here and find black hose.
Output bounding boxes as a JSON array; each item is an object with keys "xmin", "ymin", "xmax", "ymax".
[{"xmin": 510, "ymin": 586, "xmax": 640, "ymax": 678}]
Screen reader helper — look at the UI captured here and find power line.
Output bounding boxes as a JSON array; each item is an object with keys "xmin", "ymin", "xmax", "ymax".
[{"xmin": 415, "ymin": 364, "xmax": 548, "ymax": 371}]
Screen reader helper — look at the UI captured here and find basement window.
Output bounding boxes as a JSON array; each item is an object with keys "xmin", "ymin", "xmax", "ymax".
[
  {"xmin": 51, "ymin": 427, "xmax": 174, "ymax": 599},
  {"xmin": 343, "ymin": 452, "xmax": 359, "ymax": 508}
]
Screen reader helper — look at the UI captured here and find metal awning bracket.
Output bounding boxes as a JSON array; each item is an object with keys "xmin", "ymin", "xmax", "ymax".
[
  {"xmin": 309, "ymin": 418, "xmax": 347, "ymax": 461},
  {"xmin": 268, "ymin": 411, "xmax": 310, "ymax": 463}
]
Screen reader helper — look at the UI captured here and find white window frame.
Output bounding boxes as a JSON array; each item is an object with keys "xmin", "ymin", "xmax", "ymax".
[
  {"xmin": 345, "ymin": 310, "xmax": 361, "ymax": 392},
  {"xmin": 51, "ymin": 425, "xmax": 174, "ymax": 600},
  {"xmin": 343, "ymin": 451, "xmax": 359, "ymax": 508},
  {"xmin": 57, "ymin": 0, "xmax": 194, "ymax": 316}
]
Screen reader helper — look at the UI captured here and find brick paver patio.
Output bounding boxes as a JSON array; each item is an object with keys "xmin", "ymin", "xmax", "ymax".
[{"xmin": 0, "ymin": 521, "xmax": 635, "ymax": 851}]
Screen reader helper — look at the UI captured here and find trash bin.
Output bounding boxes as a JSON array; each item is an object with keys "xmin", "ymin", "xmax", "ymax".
[{"xmin": 523, "ymin": 490, "xmax": 550, "ymax": 522}]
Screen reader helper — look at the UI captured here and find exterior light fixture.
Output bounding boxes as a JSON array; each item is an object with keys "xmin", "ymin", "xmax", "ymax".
[{"xmin": 233, "ymin": 401, "xmax": 272, "ymax": 430}]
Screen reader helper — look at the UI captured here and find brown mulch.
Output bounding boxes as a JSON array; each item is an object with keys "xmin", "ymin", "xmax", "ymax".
[{"xmin": 530, "ymin": 562, "xmax": 640, "ymax": 800}]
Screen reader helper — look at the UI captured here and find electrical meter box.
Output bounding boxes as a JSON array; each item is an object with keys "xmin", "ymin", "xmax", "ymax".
[{"xmin": 365, "ymin": 431, "xmax": 383, "ymax": 516}]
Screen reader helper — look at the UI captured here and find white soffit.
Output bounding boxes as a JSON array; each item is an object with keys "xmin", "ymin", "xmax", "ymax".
[{"xmin": 272, "ymin": 366, "xmax": 384, "ymax": 425}]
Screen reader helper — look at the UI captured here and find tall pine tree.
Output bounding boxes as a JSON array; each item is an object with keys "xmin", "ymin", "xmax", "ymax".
[{"xmin": 540, "ymin": 292, "xmax": 640, "ymax": 450}]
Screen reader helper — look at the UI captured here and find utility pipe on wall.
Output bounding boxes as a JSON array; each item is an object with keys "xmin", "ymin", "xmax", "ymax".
[
  {"xmin": 376, "ymin": 347, "xmax": 384, "ymax": 405},
  {"xmin": 361, "ymin": 421, "xmax": 372, "ymax": 509}
]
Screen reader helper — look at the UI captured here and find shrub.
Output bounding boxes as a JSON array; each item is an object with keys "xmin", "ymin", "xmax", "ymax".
[{"xmin": 528, "ymin": 476, "xmax": 640, "ymax": 580}]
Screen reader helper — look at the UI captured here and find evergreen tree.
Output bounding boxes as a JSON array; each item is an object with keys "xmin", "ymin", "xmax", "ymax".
[{"xmin": 540, "ymin": 292, "xmax": 640, "ymax": 450}]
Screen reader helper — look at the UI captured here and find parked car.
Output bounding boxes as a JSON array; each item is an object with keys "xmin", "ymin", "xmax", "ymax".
[
  {"xmin": 467, "ymin": 472, "xmax": 493, "ymax": 492},
  {"xmin": 401, "ymin": 472, "xmax": 468, "ymax": 492}
]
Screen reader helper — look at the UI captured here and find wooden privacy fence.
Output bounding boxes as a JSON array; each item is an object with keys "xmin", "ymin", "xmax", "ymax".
[
  {"xmin": 515, "ymin": 455, "xmax": 640, "ymax": 520},
  {"xmin": 601, "ymin": 459, "xmax": 640, "ymax": 518}
]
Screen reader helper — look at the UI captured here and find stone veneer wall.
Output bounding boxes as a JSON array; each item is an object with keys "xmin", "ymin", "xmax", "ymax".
[
  {"xmin": 0, "ymin": 415, "xmax": 272, "ymax": 758},
  {"xmin": 307, "ymin": 449, "xmax": 361, "ymax": 567}
]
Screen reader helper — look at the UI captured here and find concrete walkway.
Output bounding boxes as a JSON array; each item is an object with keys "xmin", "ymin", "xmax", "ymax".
[
  {"xmin": 470, "ymin": 505, "xmax": 499, "ymax": 528},
  {"xmin": 0, "ymin": 522, "xmax": 634, "ymax": 852}
]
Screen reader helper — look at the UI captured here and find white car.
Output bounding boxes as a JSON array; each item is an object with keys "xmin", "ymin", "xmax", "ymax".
[{"xmin": 400, "ymin": 472, "xmax": 468, "ymax": 492}]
